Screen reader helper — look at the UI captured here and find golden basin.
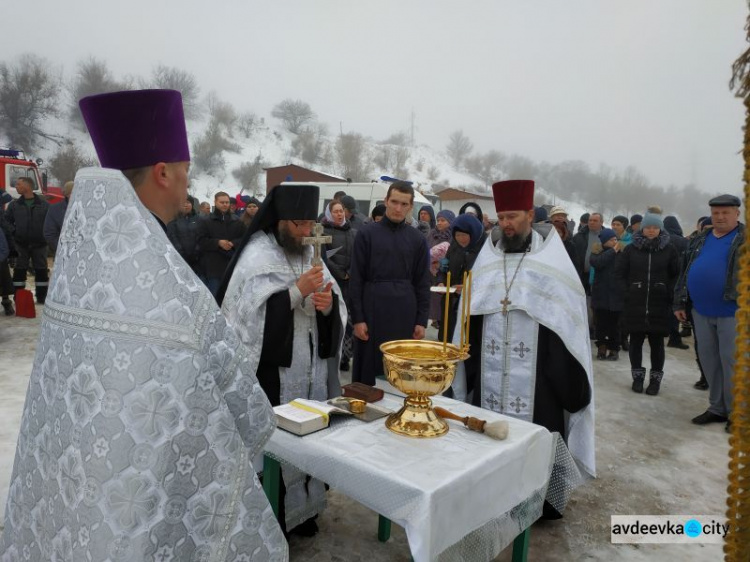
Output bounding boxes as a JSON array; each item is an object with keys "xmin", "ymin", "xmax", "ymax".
[{"xmin": 380, "ymin": 340, "xmax": 469, "ymax": 438}]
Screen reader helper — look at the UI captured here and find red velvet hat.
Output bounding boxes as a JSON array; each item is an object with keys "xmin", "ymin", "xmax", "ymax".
[
  {"xmin": 79, "ymin": 89, "xmax": 190, "ymax": 170},
  {"xmin": 491, "ymin": 180, "xmax": 535, "ymax": 212}
]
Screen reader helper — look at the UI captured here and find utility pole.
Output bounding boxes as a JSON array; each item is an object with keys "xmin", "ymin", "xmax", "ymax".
[{"xmin": 410, "ymin": 108, "xmax": 416, "ymax": 147}]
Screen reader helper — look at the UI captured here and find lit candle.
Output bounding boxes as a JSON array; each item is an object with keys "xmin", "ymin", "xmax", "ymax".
[
  {"xmin": 460, "ymin": 271, "xmax": 468, "ymax": 349},
  {"xmin": 465, "ymin": 271, "xmax": 472, "ymax": 350},
  {"xmin": 443, "ymin": 271, "xmax": 451, "ymax": 353}
]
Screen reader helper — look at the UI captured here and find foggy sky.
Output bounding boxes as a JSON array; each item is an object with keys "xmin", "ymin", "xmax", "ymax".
[{"xmin": 4, "ymin": 0, "xmax": 747, "ymax": 194}]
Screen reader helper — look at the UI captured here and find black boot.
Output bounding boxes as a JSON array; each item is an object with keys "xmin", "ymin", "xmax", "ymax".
[
  {"xmin": 632, "ymin": 368, "xmax": 646, "ymax": 393},
  {"xmin": 2, "ymin": 299, "xmax": 13, "ymax": 316},
  {"xmin": 606, "ymin": 350, "xmax": 619, "ymax": 361},
  {"xmin": 679, "ymin": 323, "xmax": 692, "ymax": 338},
  {"xmin": 596, "ymin": 344, "xmax": 607, "ymax": 360},
  {"xmin": 694, "ymin": 374, "xmax": 708, "ymax": 390},
  {"xmin": 667, "ymin": 338, "xmax": 689, "ymax": 350},
  {"xmin": 34, "ymin": 268, "xmax": 48, "ymax": 305},
  {"xmin": 646, "ymin": 370, "xmax": 663, "ymax": 395}
]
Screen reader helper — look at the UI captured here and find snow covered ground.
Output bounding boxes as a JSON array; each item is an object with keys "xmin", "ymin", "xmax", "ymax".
[{"xmin": 0, "ymin": 301, "xmax": 728, "ymax": 560}]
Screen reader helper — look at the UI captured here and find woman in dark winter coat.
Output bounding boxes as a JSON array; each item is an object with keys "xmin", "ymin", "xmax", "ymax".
[
  {"xmin": 589, "ymin": 228, "xmax": 626, "ymax": 361},
  {"xmin": 615, "ymin": 212, "xmax": 680, "ymax": 395},
  {"xmin": 323, "ymin": 199, "xmax": 357, "ymax": 371},
  {"xmin": 427, "ymin": 210, "xmax": 456, "ymax": 325},
  {"xmin": 436, "ymin": 213, "xmax": 487, "ymax": 342}
]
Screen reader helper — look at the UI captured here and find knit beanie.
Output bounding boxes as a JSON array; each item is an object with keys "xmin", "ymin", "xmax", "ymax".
[
  {"xmin": 534, "ymin": 206, "xmax": 548, "ymax": 223},
  {"xmin": 612, "ymin": 215, "xmax": 629, "ymax": 228},
  {"xmin": 641, "ymin": 212, "xmax": 664, "ymax": 230},
  {"xmin": 340, "ymin": 195, "xmax": 357, "ymax": 211},
  {"xmin": 436, "ymin": 209, "xmax": 456, "ymax": 224},
  {"xmin": 598, "ymin": 228, "xmax": 617, "ymax": 244},
  {"xmin": 630, "ymin": 214, "xmax": 643, "ymax": 226}
]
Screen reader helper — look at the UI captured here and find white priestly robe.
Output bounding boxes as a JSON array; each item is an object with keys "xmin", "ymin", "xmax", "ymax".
[{"xmin": 0, "ymin": 168, "xmax": 287, "ymax": 562}]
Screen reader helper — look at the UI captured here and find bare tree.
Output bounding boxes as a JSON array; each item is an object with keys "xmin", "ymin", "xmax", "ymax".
[
  {"xmin": 446, "ymin": 130, "xmax": 473, "ymax": 168},
  {"xmin": 0, "ymin": 54, "xmax": 62, "ymax": 151},
  {"xmin": 68, "ymin": 57, "xmax": 128, "ymax": 130},
  {"xmin": 291, "ymin": 123, "xmax": 328, "ymax": 164},
  {"xmin": 502, "ymin": 154, "xmax": 537, "ymax": 181},
  {"xmin": 48, "ymin": 141, "xmax": 97, "ymax": 184},
  {"xmin": 271, "ymin": 99, "xmax": 316, "ymax": 134},
  {"xmin": 192, "ymin": 122, "xmax": 241, "ymax": 175},
  {"xmin": 207, "ymin": 93, "xmax": 237, "ymax": 136},
  {"xmin": 232, "ymin": 153, "xmax": 267, "ymax": 194},
  {"xmin": 394, "ymin": 146, "xmax": 410, "ymax": 178},
  {"xmin": 466, "ymin": 151, "xmax": 507, "ymax": 186},
  {"xmin": 336, "ymin": 133, "xmax": 371, "ymax": 181},
  {"xmin": 147, "ymin": 65, "xmax": 201, "ymax": 120},
  {"xmin": 383, "ymin": 131, "xmax": 409, "ymax": 146},
  {"xmin": 427, "ymin": 165, "xmax": 440, "ymax": 181},
  {"xmin": 373, "ymin": 145, "xmax": 394, "ymax": 171},
  {"xmin": 237, "ymin": 112, "xmax": 258, "ymax": 138}
]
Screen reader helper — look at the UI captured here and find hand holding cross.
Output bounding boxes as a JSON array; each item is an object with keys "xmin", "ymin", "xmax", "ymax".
[{"xmin": 302, "ymin": 223, "xmax": 332, "ymax": 267}]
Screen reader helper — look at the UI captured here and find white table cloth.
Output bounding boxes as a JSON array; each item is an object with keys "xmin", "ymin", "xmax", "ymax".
[{"xmin": 264, "ymin": 390, "xmax": 556, "ymax": 561}]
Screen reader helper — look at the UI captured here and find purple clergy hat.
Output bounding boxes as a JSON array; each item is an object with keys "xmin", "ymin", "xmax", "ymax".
[{"xmin": 79, "ymin": 89, "xmax": 190, "ymax": 170}]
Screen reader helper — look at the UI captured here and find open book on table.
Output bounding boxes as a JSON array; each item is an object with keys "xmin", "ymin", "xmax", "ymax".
[
  {"xmin": 274, "ymin": 397, "xmax": 393, "ymax": 435},
  {"xmin": 274, "ymin": 399, "xmax": 352, "ymax": 436}
]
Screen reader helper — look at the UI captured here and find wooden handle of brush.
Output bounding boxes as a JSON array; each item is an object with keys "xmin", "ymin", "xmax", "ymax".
[{"xmin": 434, "ymin": 407, "xmax": 467, "ymax": 423}]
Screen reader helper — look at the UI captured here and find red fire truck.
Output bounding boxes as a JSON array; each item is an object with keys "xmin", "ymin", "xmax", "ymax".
[{"xmin": 0, "ymin": 148, "xmax": 64, "ymax": 205}]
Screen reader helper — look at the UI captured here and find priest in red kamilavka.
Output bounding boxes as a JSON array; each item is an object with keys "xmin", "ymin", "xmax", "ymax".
[{"xmin": 451, "ymin": 179, "xmax": 596, "ymax": 518}]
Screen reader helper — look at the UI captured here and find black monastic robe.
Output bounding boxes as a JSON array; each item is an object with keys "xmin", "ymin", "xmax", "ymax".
[
  {"xmin": 257, "ymin": 290, "xmax": 342, "ymax": 405},
  {"xmin": 349, "ymin": 216, "xmax": 431, "ymax": 385}
]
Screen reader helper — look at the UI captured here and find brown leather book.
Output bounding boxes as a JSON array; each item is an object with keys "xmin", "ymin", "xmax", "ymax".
[{"xmin": 341, "ymin": 382, "xmax": 384, "ymax": 403}]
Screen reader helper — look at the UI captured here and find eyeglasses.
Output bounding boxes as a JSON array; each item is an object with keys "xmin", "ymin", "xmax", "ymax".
[{"xmin": 290, "ymin": 220, "xmax": 315, "ymax": 228}]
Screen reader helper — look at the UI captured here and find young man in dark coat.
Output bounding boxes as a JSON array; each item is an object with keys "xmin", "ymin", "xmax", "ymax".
[
  {"xmin": 349, "ymin": 181, "xmax": 431, "ymax": 385},
  {"xmin": 615, "ymin": 212, "xmax": 680, "ymax": 395},
  {"xmin": 5, "ymin": 177, "xmax": 49, "ymax": 304},
  {"xmin": 196, "ymin": 190, "xmax": 246, "ymax": 297}
]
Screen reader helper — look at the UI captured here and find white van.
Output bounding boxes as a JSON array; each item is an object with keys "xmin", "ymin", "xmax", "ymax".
[{"xmin": 280, "ymin": 181, "xmax": 433, "ymax": 222}]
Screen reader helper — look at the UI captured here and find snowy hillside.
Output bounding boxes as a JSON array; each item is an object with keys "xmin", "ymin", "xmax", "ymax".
[{"xmin": 35, "ymin": 113, "xmax": 591, "ymax": 224}]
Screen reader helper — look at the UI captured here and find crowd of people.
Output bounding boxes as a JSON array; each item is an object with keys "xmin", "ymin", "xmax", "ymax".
[{"xmin": 0, "ymin": 87, "xmax": 743, "ymax": 560}]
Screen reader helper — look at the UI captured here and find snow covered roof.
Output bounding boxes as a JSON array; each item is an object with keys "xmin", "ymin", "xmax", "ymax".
[
  {"xmin": 262, "ymin": 163, "xmax": 347, "ymax": 181},
  {"xmin": 435, "ymin": 187, "xmax": 494, "ymax": 201}
]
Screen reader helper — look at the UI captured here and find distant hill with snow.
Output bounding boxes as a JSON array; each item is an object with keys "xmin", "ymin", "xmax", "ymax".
[{"xmin": 25, "ymin": 107, "xmax": 678, "ymax": 227}]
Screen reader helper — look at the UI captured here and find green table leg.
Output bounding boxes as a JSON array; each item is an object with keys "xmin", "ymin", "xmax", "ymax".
[
  {"xmin": 262, "ymin": 454, "xmax": 281, "ymax": 520},
  {"xmin": 511, "ymin": 527, "xmax": 530, "ymax": 562},
  {"xmin": 378, "ymin": 515, "xmax": 392, "ymax": 542}
]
